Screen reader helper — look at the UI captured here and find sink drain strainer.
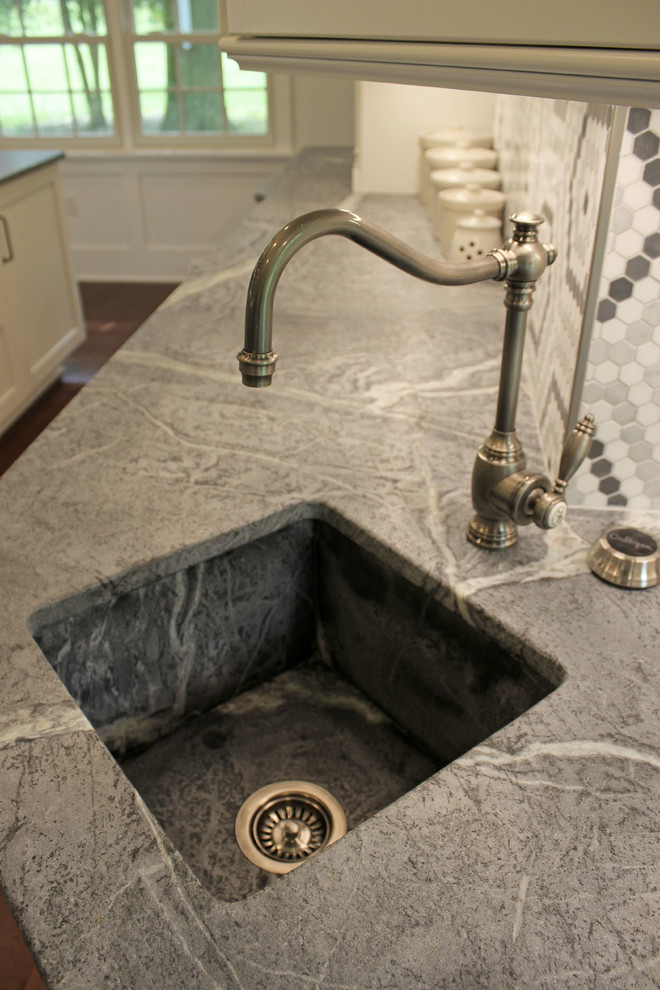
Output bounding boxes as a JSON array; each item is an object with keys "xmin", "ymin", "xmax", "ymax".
[{"xmin": 235, "ymin": 780, "xmax": 347, "ymax": 874}]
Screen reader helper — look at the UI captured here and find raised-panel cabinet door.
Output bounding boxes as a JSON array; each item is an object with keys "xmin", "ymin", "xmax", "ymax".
[
  {"xmin": 1, "ymin": 172, "xmax": 84, "ymax": 387},
  {"xmin": 0, "ymin": 162, "xmax": 84, "ymax": 436},
  {"xmin": 0, "ymin": 269, "xmax": 28, "ymax": 432}
]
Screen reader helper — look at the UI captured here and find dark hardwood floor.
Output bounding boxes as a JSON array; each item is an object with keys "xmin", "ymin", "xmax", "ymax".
[{"xmin": 0, "ymin": 280, "xmax": 178, "ymax": 989}]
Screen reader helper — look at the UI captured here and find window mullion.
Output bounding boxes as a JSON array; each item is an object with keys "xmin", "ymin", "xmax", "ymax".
[
  {"xmin": 127, "ymin": 31, "xmax": 219, "ymax": 44},
  {"xmin": 174, "ymin": 42, "xmax": 184, "ymax": 133},
  {"xmin": 0, "ymin": 33, "xmax": 101, "ymax": 43},
  {"xmin": 218, "ymin": 47, "xmax": 228, "ymax": 133},
  {"xmin": 18, "ymin": 44, "xmax": 38, "ymax": 137},
  {"xmin": 60, "ymin": 42, "xmax": 78, "ymax": 137},
  {"xmin": 103, "ymin": 0, "xmax": 136, "ymax": 148}
]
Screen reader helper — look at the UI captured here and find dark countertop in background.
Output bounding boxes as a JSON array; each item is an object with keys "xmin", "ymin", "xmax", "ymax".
[
  {"xmin": 0, "ymin": 150, "xmax": 63, "ymax": 186},
  {"xmin": 0, "ymin": 148, "xmax": 658, "ymax": 989}
]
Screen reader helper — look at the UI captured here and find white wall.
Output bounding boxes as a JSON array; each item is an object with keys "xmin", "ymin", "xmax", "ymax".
[
  {"xmin": 353, "ymin": 82, "xmax": 496, "ymax": 194},
  {"xmin": 61, "ymin": 74, "xmax": 355, "ymax": 282},
  {"xmin": 291, "ymin": 75, "xmax": 356, "ymax": 147}
]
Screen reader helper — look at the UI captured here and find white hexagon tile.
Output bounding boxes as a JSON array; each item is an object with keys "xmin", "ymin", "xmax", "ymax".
[{"xmin": 575, "ymin": 108, "xmax": 660, "ymax": 510}]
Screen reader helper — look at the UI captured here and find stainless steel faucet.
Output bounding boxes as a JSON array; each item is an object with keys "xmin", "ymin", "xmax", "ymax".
[{"xmin": 238, "ymin": 208, "xmax": 593, "ymax": 549}]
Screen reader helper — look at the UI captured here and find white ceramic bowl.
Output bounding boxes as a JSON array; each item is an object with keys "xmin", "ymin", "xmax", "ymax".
[
  {"xmin": 448, "ymin": 211, "xmax": 503, "ymax": 262},
  {"xmin": 418, "ymin": 127, "xmax": 493, "ymax": 151},
  {"xmin": 435, "ymin": 183, "xmax": 505, "ymax": 250}
]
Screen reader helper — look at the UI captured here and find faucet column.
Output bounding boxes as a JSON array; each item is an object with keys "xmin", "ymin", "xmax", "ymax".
[
  {"xmin": 467, "ymin": 213, "xmax": 557, "ymax": 549},
  {"xmin": 495, "ymin": 282, "xmax": 535, "ymax": 434}
]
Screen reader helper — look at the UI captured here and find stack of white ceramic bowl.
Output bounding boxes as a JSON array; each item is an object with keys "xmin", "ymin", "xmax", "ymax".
[
  {"xmin": 435, "ymin": 183, "xmax": 505, "ymax": 254},
  {"xmin": 422, "ymin": 144, "xmax": 498, "ymax": 208},
  {"xmin": 429, "ymin": 166, "xmax": 502, "ymax": 243},
  {"xmin": 418, "ymin": 127, "xmax": 493, "ymax": 202},
  {"xmin": 418, "ymin": 125, "xmax": 505, "ymax": 258}
]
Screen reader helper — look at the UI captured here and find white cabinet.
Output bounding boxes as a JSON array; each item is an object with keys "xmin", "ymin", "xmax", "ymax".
[
  {"xmin": 222, "ymin": 0, "xmax": 660, "ymax": 106},
  {"xmin": 0, "ymin": 160, "xmax": 84, "ymax": 436}
]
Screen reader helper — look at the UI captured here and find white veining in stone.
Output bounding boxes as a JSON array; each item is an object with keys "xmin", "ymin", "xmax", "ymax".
[
  {"xmin": 455, "ymin": 522, "xmax": 591, "ymax": 602},
  {"xmin": 160, "ymin": 257, "xmax": 260, "ymax": 308},
  {"xmin": 0, "ymin": 702, "xmax": 92, "ymax": 749},
  {"xmin": 512, "ymin": 873, "xmax": 530, "ymax": 943},
  {"xmin": 461, "ymin": 739, "xmax": 660, "ymax": 773}
]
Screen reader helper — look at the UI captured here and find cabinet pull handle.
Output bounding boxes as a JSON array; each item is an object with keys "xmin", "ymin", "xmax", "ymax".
[{"xmin": 1, "ymin": 215, "xmax": 14, "ymax": 263}]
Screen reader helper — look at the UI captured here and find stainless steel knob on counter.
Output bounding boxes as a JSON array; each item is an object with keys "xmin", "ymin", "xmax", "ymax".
[{"xmin": 588, "ymin": 528, "xmax": 659, "ymax": 589}]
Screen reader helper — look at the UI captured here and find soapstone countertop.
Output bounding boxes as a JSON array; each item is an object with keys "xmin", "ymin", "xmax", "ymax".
[
  {"xmin": 1, "ymin": 147, "xmax": 659, "ymax": 989},
  {"xmin": 0, "ymin": 150, "xmax": 64, "ymax": 186}
]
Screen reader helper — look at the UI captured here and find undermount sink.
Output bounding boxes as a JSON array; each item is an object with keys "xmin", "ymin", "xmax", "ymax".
[{"xmin": 30, "ymin": 516, "xmax": 561, "ymax": 902}]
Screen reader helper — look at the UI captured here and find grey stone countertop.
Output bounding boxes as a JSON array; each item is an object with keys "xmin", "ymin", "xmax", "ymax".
[
  {"xmin": 0, "ymin": 150, "xmax": 64, "ymax": 186},
  {"xmin": 1, "ymin": 147, "xmax": 659, "ymax": 989}
]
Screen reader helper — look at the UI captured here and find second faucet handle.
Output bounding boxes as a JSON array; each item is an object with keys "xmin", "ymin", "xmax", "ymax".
[
  {"xmin": 528, "ymin": 413, "xmax": 596, "ymax": 530},
  {"xmin": 553, "ymin": 413, "xmax": 595, "ymax": 495}
]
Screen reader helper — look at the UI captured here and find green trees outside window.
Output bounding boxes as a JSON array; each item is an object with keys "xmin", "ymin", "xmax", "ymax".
[{"xmin": 0, "ymin": 0, "xmax": 269, "ymax": 141}]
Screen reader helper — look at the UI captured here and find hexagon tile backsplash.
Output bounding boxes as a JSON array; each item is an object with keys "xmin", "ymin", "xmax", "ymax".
[{"xmin": 575, "ymin": 108, "xmax": 660, "ymax": 510}]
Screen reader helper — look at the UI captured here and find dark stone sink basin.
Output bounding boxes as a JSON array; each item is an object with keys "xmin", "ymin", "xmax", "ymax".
[{"xmin": 31, "ymin": 517, "xmax": 560, "ymax": 901}]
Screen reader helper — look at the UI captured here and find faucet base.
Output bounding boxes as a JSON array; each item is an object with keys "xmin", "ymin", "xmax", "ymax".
[{"xmin": 467, "ymin": 513, "xmax": 518, "ymax": 549}]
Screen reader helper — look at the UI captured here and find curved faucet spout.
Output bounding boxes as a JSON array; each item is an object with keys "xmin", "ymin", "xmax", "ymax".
[
  {"xmin": 238, "ymin": 208, "xmax": 505, "ymax": 387},
  {"xmin": 236, "ymin": 206, "xmax": 582, "ymax": 551}
]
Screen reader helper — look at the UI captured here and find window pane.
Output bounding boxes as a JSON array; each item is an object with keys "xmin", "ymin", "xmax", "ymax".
[
  {"xmin": 179, "ymin": 43, "xmax": 219, "ymax": 87},
  {"xmin": 67, "ymin": 42, "xmax": 113, "ymax": 134},
  {"xmin": 65, "ymin": 42, "xmax": 111, "ymax": 92},
  {"xmin": 139, "ymin": 90, "xmax": 180, "ymax": 133},
  {"xmin": 0, "ymin": 2, "xmax": 23, "ymax": 35},
  {"xmin": 0, "ymin": 46, "xmax": 28, "ymax": 91},
  {"xmin": 135, "ymin": 41, "xmax": 170, "ymax": 90},
  {"xmin": 15, "ymin": 0, "xmax": 106, "ymax": 35},
  {"xmin": 63, "ymin": 0, "xmax": 106, "ymax": 34},
  {"xmin": 133, "ymin": 39, "xmax": 269, "ymax": 138},
  {"xmin": 32, "ymin": 93, "xmax": 75, "ymax": 135},
  {"xmin": 183, "ymin": 91, "xmax": 223, "ymax": 132},
  {"xmin": 132, "ymin": 0, "xmax": 176, "ymax": 33},
  {"xmin": 184, "ymin": 0, "xmax": 219, "ymax": 31},
  {"xmin": 1, "ymin": 1, "xmax": 264, "ymax": 144},
  {"xmin": 225, "ymin": 89, "xmax": 268, "ymax": 135},
  {"xmin": 20, "ymin": 41, "xmax": 115, "ymax": 136},
  {"xmin": 0, "ymin": 94, "xmax": 35, "ymax": 136},
  {"xmin": 19, "ymin": 0, "xmax": 65, "ymax": 35},
  {"xmin": 72, "ymin": 90, "xmax": 113, "ymax": 134},
  {"xmin": 24, "ymin": 43, "xmax": 69, "ymax": 91},
  {"xmin": 131, "ymin": 0, "xmax": 218, "ymax": 33},
  {"xmin": 221, "ymin": 53, "xmax": 265, "ymax": 90}
]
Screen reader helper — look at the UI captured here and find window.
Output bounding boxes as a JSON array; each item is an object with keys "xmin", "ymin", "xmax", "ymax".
[
  {"xmin": 0, "ymin": 0, "xmax": 113, "ymax": 139},
  {"xmin": 0, "ymin": 0, "xmax": 270, "ymax": 145},
  {"xmin": 131, "ymin": 0, "xmax": 268, "ymax": 138}
]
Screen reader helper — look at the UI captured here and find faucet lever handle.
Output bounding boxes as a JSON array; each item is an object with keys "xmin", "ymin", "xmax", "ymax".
[
  {"xmin": 527, "ymin": 412, "xmax": 595, "ymax": 531},
  {"xmin": 553, "ymin": 413, "xmax": 595, "ymax": 495}
]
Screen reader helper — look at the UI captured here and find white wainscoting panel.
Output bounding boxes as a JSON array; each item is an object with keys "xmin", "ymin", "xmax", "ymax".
[{"xmin": 61, "ymin": 155, "xmax": 285, "ymax": 281}]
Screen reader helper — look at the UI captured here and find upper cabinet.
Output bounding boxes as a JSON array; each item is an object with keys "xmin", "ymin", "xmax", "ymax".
[{"xmin": 221, "ymin": 0, "xmax": 660, "ymax": 106}]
